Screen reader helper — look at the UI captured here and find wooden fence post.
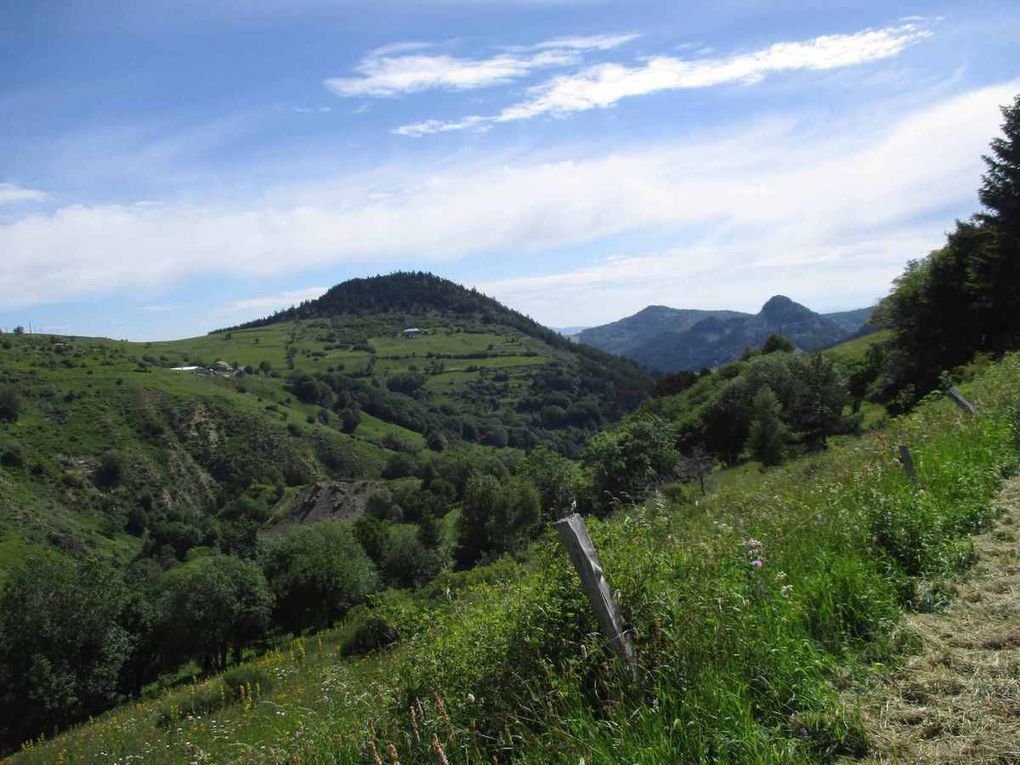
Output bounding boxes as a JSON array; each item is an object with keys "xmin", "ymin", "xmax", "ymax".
[
  {"xmin": 555, "ymin": 513, "xmax": 639, "ymax": 681},
  {"xmin": 898, "ymin": 444, "xmax": 917, "ymax": 482},
  {"xmin": 946, "ymin": 387, "xmax": 977, "ymax": 416}
]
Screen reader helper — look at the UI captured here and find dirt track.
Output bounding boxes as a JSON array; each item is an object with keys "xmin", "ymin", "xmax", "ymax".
[{"xmin": 852, "ymin": 477, "xmax": 1020, "ymax": 763}]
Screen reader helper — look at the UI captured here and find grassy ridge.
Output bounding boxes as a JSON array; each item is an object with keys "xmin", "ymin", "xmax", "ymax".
[{"xmin": 14, "ymin": 354, "xmax": 1019, "ymax": 764}]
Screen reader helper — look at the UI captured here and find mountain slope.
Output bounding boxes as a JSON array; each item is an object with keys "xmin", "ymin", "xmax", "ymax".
[
  {"xmin": 823, "ymin": 306, "xmax": 875, "ymax": 334},
  {"xmin": 16, "ymin": 353, "xmax": 1020, "ymax": 765},
  {"xmin": 577, "ymin": 305, "xmax": 749, "ymax": 357},
  {"xmin": 580, "ymin": 296, "xmax": 853, "ymax": 372},
  {"xmin": 0, "ymin": 273, "xmax": 651, "ymax": 581}
]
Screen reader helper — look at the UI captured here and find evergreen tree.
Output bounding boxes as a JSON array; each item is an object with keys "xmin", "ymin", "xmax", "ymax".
[
  {"xmin": 746, "ymin": 387, "xmax": 787, "ymax": 466},
  {"xmin": 972, "ymin": 94, "xmax": 1020, "ymax": 350},
  {"xmin": 980, "ymin": 94, "xmax": 1020, "ymax": 234}
]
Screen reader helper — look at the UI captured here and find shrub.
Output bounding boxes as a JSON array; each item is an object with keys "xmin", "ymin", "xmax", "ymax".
[
  {"xmin": 261, "ymin": 522, "xmax": 379, "ymax": 633},
  {"xmin": 153, "ymin": 555, "xmax": 273, "ymax": 673},
  {"xmin": 0, "ymin": 386, "xmax": 20, "ymax": 423},
  {"xmin": 584, "ymin": 415, "xmax": 678, "ymax": 509},
  {"xmin": 93, "ymin": 450, "xmax": 124, "ymax": 488}
]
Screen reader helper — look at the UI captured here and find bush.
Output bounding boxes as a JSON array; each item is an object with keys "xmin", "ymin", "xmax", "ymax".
[
  {"xmin": 261, "ymin": 522, "xmax": 379, "ymax": 633},
  {"xmin": 584, "ymin": 415, "xmax": 678, "ymax": 509},
  {"xmin": 0, "ymin": 555, "xmax": 130, "ymax": 749},
  {"xmin": 153, "ymin": 555, "xmax": 273, "ymax": 673},
  {"xmin": 93, "ymin": 450, "xmax": 124, "ymax": 488},
  {"xmin": 0, "ymin": 386, "xmax": 20, "ymax": 423},
  {"xmin": 0, "ymin": 446, "xmax": 24, "ymax": 468}
]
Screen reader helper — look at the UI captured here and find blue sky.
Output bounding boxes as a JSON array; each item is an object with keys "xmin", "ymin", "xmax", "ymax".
[{"xmin": 1, "ymin": 0, "xmax": 1019, "ymax": 339}]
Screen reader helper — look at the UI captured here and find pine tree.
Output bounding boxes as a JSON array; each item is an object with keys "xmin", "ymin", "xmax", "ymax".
[
  {"xmin": 972, "ymin": 93, "xmax": 1020, "ymax": 351},
  {"xmin": 980, "ymin": 94, "xmax": 1020, "ymax": 234}
]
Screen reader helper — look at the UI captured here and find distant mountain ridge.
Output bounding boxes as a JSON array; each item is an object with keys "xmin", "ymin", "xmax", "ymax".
[{"xmin": 579, "ymin": 296, "xmax": 875, "ymax": 372}]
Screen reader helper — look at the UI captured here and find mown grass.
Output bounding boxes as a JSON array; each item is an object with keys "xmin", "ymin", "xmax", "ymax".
[{"xmin": 11, "ymin": 355, "xmax": 1020, "ymax": 765}]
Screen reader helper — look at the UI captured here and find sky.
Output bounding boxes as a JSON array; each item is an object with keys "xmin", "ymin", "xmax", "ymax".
[{"xmin": 1, "ymin": 0, "xmax": 1019, "ymax": 339}]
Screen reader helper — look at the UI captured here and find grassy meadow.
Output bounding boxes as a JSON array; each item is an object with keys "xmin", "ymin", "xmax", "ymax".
[{"xmin": 11, "ymin": 352, "xmax": 1019, "ymax": 764}]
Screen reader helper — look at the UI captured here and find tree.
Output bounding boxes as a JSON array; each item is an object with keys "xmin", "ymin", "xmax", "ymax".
[
  {"xmin": 261, "ymin": 522, "xmax": 378, "ymax": 633},
  {"xmin": 456, "ymin": 475, "xmax": 541, "ymax": 565},
  {"xmin": 584, "ymin": 415, "xmax": 678, "ymax": 509},
  {"xmin": 746, "ymin": 387, "xmax": 787, "ymax": 466},
  {"xmin": 386, "ymin": 371, "xmax": 426, "ymax": 396},
  {"xmin": 0, "ymin": 555, "xmax": 130, "ymax": 749},
  {"xmin": 0, "ymin": 385, "xmax": 20, "ymax": 423},
  {"xmin": 979, "ymin": 94, "xmax": 1020, "ymax": 234},
  {"xmin": 518, "ymin": 447, "xmax": 586, "ymax": 519},
  {"xmin": 290, "ymin": 372, "xmax": 333, "ymax": 407},
  {"xmin": 426, "ymin": 429, "xmax": 448, "ymax": 452},
  {"xmin": 761, "ymin": 334, "xmax": 795, "ymax": 354},
  {"xmin": 970, "ymin": 94, "xmax": 1020, "ymax": 351},
  {"xmin": 154, "ymin": 555, "xmax": 273, "ymax": 672},
  {"xmin": 676, "ymin": 444, "xmax": 714, "ymax": 495},
  {"xmin": 338, "ymin": 405, "xmax": 361, "ymax": 433},
  {"xmin": 875, "ymin": 92, "xmax": 1020, "ymax": 403},
  {"xmin": 788, "ymin": 354, "xmax": 848, "ymax": 449},
  {"xmin": 381, "ymin": 529, "xmax": 441, "ymax": 588}
]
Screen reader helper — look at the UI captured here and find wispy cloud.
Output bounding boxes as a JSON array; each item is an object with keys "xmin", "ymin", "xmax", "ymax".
[
  {"xmin": 0, "ymin": 183, "xmax": 48, "ymax": 205},
  {"xmin": 397, "ymin": 22, "xmax": 933, "ymax": 135},
  {"xmin": 324, "ymin": 33, "xmax": 637, "ymax": 98},
  {"xmin": 0, "ymin": 82, "xmax": 1012, "ymax": 315},
  {"xmin": 509, "ymin": 33, "xmax": 640, "ymax": 52}
]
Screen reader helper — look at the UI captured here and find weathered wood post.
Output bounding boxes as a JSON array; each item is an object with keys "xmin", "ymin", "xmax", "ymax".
[
  {"xmin": 946, "ymin": 387, "xmax": 977, "ymax": 416},
  {"xmin": 898, "ymin": 444, "xmax": 917, "ymax": 482},
  {"xmin": 555, "ymin": 513, "xmax": 639, "ymax": 681}
]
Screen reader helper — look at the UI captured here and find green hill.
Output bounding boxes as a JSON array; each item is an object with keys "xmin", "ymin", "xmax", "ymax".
[
  {"xmin": 12, "ymin": 352, "xmax": 1018, "ymax": 764},
  {"xmin": 0, "ymin": 272, "xmax": 656, "ymax": 751},
  {"xmin": 0, "ymin": 272, "xmax": 650, "ymax": 579}
]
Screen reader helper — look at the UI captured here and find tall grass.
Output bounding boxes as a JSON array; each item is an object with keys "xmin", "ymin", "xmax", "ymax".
[{"xmin": 12, "ymin": 356, "xmax": 1020, "ymax": 764}]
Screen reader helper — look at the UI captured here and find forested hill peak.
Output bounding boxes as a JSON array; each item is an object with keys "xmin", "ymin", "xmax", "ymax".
[{"xmin": 229, "ymin": 272, "xmax": 530, "ymax": 330}]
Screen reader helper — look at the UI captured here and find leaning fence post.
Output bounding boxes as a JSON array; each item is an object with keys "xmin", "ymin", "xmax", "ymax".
[
  {"xmin": 555, "ymin": 513, "xmax": 639, "ymax": 681},
  {"xmin": 946, "ymin": 387, "xmax": 977, "ymax": 416},
  {"xmin": 898, "ymin": 444, "xmax": 917, "ymax": 482}
]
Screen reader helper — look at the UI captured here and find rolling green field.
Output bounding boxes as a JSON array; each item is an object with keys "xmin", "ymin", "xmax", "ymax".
[{"xmin": 12, "ymin": 352, "xmax": 1018, "ymax": 764}]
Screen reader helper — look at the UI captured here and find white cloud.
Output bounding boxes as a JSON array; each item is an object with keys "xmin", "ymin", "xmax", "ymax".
[
  {"xmin": 324, "ymin": 33, "xmax": 636, "ymax": 97},
  {"xmin": 512, "ymin": 33, "xmax": 640, "ymax": 52},
  {"xmin": 325, "ymin": 49, "xmax": 572, "ymax": 97},
  {"xmin": 0, "ymin": 82, "xmax": 1013, "ymax": 316},
  {"xmin": 228, "ymin": 287, "xmax": 327, "ymax": 314},
  {"xmin": 398, "ymin": 22, "xmax": 933, "ymax": 134},
  {"xmin": 0, "ymin": 183, "xmax": 48, "ymax": 205}
]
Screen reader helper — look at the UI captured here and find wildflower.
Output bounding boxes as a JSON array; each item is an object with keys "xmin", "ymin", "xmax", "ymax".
[
  {"xmin": 781, "ymin": 584, "xmax": 794, "ymax": 598},
  {"xmin": 775, "ymin": 571, "xmax": 787, "ymax": 581},
  {"xmin": 467, "ymin": 692, "xmax": 476, "ymax": 704},
  {"xmin": 751, "ymin": 559, "xmax": 763, "ymax": 568}
]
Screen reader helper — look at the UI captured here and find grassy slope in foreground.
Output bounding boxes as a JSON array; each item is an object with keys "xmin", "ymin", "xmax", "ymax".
[{"xmin": 13, "ymin": 355, "xmax": 1020, "ymax": 765}]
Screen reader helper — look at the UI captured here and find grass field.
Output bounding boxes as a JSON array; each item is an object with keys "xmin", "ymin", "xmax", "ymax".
[{"xmin": 13, "ymin": 352, "xmax": 1019, "ymax": 764}]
